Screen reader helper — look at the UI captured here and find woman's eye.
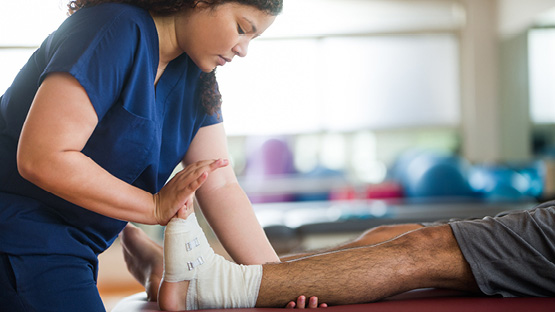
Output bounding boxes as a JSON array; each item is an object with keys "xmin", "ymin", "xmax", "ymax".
[{"xmin": 237, "ymin": 24, "xmax": 245, "ymax": 35}]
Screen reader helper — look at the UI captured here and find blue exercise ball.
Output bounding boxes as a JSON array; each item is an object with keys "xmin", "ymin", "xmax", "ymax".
[{"xmin": 399, "ymin": 152, "xmax": 475, "ymax": 198}]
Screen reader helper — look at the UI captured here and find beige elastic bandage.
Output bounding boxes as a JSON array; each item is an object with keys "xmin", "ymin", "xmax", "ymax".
[{"xmin": 163, "ymin": 213, "xmax": 263, "ymax": 310}]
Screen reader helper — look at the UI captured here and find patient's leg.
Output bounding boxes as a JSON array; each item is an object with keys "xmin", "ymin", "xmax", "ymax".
[
  {"xmin": 257, "ymin": 225, "xmax": 479, "ymax": 307},
  {"xmin": 121, "ymin": 220, "xmax": 421, "ymax": 299},
  {"xmin": 158, "ymin": 209, "xmax": 479, "ymax": 310},
  {"xmin": 281, "ymin": 224, "xmax": 424, "ymax": 262},
  {"xmin": 352, "ymin": 223, "xmax": 424, "ymax": 246},
  {"xmin": 123, "ymin": 217, "xmax": 422, "ymax": 308}
]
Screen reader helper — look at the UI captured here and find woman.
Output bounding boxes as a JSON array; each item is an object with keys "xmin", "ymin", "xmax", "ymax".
[{"xmin": 0, "ymin": 0, "xmax": 303, "ymax": 310}]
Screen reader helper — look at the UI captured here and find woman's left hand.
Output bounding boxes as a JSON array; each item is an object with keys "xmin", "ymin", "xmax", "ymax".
[{"xmin": 285, "ymin": 296, "xmax": 328, "ymax": 309}]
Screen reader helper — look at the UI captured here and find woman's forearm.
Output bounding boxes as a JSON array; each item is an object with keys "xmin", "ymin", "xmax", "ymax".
[
  {"xmin": 197, "ymin": 181, "xmax": 280, "ymax": 265},
  {"xmin": 183, "ymin": 123, "xmax": 278, "ymax": 264},
  {"xmin": 18, "ymin": 149, "xmax": 157, "ymax": 224}
]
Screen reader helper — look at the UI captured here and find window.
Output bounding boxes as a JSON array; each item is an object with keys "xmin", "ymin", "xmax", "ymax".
[
  {"xmin": 0, "ymin": 0, "xmax": 67, "ymax": 95},
  {"xmin": 216, "ymin": 0, "xmax": 463, "ymax": 136},
  {"xmin": 217, "ymin": 34, "xmax": 460, "ymax": 136},
  {"xmin": 529, "ymin": 28, "xmax": 555, "ymax": 123}
]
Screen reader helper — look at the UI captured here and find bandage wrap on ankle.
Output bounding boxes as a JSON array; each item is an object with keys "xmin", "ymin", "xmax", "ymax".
[
  {"xmin": 163, "ymin": 215, "xmax": 210, "ymax": 282},
  {"xmin": 162, "ymin": 214, "xmax": 263, "ymax": 310}
]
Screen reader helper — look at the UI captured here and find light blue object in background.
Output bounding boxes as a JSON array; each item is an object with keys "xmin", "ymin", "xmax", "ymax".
[
  {"xmin": 398, "ymin": 151, "xmax": 476, "ymax": 198},
  {"xmin": 391, "ymin": 149, "xmax": 543, "ymax": 201},
  {"xmin": 469, "ymin": 162, "xmax": 543, "ymax": 201}
]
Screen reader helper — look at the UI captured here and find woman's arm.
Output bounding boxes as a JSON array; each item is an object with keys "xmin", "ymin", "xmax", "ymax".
[
  {"xmin": 184, "ymin": 123, "xmax": 280, "ymax": 265},
  {"xmin": 17, "ymin": 72, "xmax": 221, "ymax": 225}
]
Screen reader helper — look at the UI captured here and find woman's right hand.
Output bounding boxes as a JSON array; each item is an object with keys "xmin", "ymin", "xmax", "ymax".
[{"xmin": 153, "ymin": 158, "xmax": 228, "ymax": 225}]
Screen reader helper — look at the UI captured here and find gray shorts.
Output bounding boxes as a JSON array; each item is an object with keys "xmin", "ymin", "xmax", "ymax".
[{"xmin": 449, "ymin": 201, "xmax": 555, "ymax": 297}]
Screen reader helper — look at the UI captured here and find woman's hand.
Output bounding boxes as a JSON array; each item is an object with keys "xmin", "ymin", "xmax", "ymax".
[
  {"xmin": 153, "ymin": 159, "xmax": 228, "ymax": 225},
  {"xmin": 285, "ymin": 296, "xmax": 328, "ymax": 309}
]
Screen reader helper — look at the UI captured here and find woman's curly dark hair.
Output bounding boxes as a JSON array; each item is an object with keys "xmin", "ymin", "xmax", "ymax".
[
  {"xmin": 67, "ymin": 0, "xmax": 283, "ymax": 116},
  {"xmin": 68, "ymin": 0, "xmax": 282, "ymax": 16}
]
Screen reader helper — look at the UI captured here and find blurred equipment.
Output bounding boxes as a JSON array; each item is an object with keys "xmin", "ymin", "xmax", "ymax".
[{"xmin": 392, "ymin": 150, "xmax": 475, "ymax": 198}]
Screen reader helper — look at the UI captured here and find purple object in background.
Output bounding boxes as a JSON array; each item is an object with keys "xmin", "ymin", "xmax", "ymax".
[{"xmin": 242, "ymin": 137, "xmax": 297, "ymax": 203}]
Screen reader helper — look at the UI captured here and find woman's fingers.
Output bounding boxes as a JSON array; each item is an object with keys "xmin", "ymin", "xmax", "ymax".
[
  {"xmin": 179, "ymin": 158, "xmax": 228, "ymax": 178},
  {"xmin": 297, "ymin": 296, "xmax": 306, "ymax": 308},
  {"xmin": 285, "ymin": 296, "xmax": 326, "ymax": 309},
  {"xmin": 172, "ymin": 159, "xmax": 228, "ymax": 193},
  {"xmin": 184, "ymin": 171, "xmax": 209, "ymax": 193},
  {"xmin": 309, "ymin": 297, "xmax": 325, "ymax": 308},
  {"xmin": 171, "ymin": 159, "xmax": 227, "ymax": 190},
  {"xmin": 154, "ymin": 159, "xmax": 228, "ymax": 225}
]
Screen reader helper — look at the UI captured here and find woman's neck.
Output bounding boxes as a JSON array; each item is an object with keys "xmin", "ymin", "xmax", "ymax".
[{"xmin": 150, "ymin": 12, "xmax": 183, "ymax": 65}]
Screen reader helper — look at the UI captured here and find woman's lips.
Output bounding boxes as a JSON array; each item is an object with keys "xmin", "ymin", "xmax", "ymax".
[{"xmin": 218, "ymin": 55, "xmax": 231, "ymax": 66}]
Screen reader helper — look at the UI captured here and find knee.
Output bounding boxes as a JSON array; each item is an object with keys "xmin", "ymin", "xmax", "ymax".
[
  {"xmin": 400, "ymin": 225, "xmax": 479, "ymax": 291},
  {"xmin": 404, "ymin": 225, "xmax": 455, "ymax": 249},
  {"xmin": 399, "ymin": 225, "xmax": 465, "ymax": 269}
]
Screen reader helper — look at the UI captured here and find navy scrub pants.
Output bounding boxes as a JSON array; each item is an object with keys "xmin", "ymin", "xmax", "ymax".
[{"xmin": 0, "ymin": 253, "xmax": 105, "ymax": 312}]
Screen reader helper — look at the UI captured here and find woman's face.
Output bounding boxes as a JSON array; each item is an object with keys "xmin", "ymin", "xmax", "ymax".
[{"xmin": 176, "ymin": 3, "xmax": 276, "ymax": 72}]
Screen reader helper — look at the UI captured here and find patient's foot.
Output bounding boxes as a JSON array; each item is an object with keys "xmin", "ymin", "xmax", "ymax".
[
  {"xmin": 121, "ymin": 223, "xmax": 164, "ymax": 301},
  {"xmin": 158, "ymin": 207, "xmax": 262, "ymax": 311}
]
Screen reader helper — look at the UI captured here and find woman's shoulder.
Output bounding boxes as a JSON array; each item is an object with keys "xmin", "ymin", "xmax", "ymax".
[
  {"xmin": 55, "ymin": 3, "xmax": 154, "ymax": 42},
  {"xmin": 52, "ymin": 2, "xmax": 158, "ymax": 54},
  {"xmin": 82, "ymin": 3, "xmax": 149, "ymax": 16},
  {"xmin": 69, "ymin": 3, "xmax": 153, "ymax": 28}
]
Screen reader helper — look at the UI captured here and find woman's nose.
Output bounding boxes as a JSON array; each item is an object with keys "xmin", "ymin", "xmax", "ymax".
[{"xmin": 232, "ymin": 38, "xmax": 250, "ymax": 57}]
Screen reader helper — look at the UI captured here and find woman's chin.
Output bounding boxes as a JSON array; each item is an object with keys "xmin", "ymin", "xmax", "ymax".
[{"xmin": 200, "ymin": 67, "xmax": 215, "ymax": 73}]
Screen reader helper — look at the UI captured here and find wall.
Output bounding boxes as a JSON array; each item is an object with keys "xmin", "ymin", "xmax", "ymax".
[
  {"xmin": 499, "ymin": 0, "xmax": 555, "ymax": 37},
  {"xmin": 459, "ymin": 0, "xmax": 502, "ymax": 163},
  {"xmin": 498, "ymin": 0, "xmax": 555, "ymax": 161},
  {"xmin": 459, "ymin": 0, "xmax": 555, "ymax": 163}
]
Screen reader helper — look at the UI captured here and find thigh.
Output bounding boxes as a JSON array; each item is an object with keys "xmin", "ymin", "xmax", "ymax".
[
  {"xmin": 451, "ymin": 206, "xmax": 555, "ymax": 297},
  {"xmin": 6, "ymin": 254, "xmax": 105, "ymax": 312}
]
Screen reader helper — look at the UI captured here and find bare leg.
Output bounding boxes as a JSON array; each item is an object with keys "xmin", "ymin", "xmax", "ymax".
[
  {"xmin": 351, "ymin": 223, "xmax": 424, "ymax": 246},
  {"xmin": 157, "ymin": 219, "xmax": 479, "ymax": 309},
  {"xmin": 257, "ymin": 225, "xmax": 479, "ymax": 307},
  {"xmin": 281, "ymin": 224, "xmax": 424, "ymax": 261},
  {"xmin": 120, "ymin": 223, "xmax": 164, "ymax": 301},
  {"xmin": 121, "ymin": 221, "xmax": 423, "ymax": 302}
]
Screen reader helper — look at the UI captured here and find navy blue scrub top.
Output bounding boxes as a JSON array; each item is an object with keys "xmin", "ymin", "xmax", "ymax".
[{"xmin": 0, "ymin": 3, "xmax": 222, "ymax": 263}]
